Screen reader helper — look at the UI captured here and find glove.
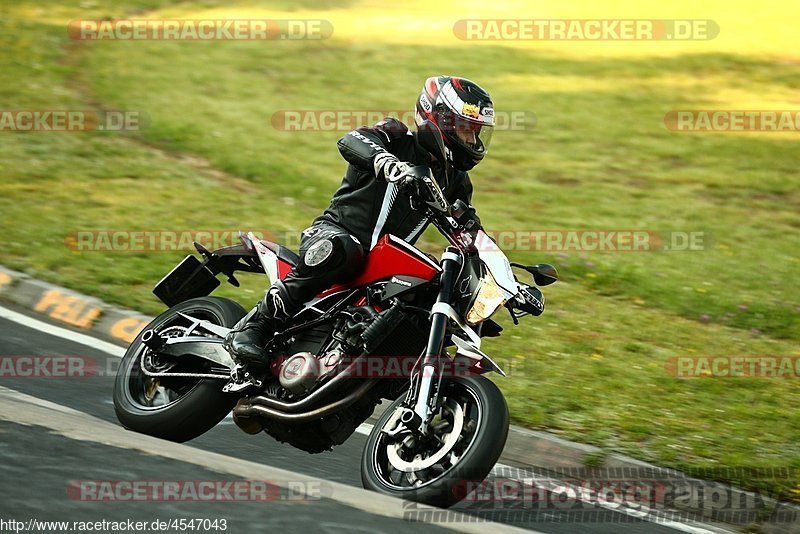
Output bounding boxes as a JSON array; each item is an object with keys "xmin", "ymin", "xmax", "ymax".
[
  {"xmin": 516, "ymin": 285, "xmax": 545, "ymax": 316},
  {"xmin": 453, "ymin": 202, "xmax": 482, "ymax": 230},
  {"xmin": 373, "ymin": 152, "xmax": 411, "ymax": 183}
]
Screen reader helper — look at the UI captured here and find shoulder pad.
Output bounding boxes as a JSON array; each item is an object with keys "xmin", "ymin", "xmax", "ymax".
[{"xmin": 373, "ymin": 117, "xmax": 409, "ymax": 142}]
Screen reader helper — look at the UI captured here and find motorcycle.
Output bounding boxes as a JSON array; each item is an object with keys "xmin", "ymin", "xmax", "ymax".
[{"xmin": 113, "ymin": 121, "xmax": 557, "ymax": 507}]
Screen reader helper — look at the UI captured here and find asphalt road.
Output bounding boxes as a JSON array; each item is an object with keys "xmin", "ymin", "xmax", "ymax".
[{"xmin": 0, "ymin": 303, "xmax": 719, "ymax": 534}]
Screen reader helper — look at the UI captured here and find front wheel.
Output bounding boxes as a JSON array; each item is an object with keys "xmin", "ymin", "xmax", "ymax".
[
  {"xmin": 113, "ymin": 296, "xmax": 246, "ymax": 442},
  {"xmin": 361, "ymin": 375, "xmax": 509, "ymax": 507}
]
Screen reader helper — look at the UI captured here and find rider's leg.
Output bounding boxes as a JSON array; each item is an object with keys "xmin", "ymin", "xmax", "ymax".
[
  {"xmin": 226, "ymin": 223, "xmax": 366, "ymax": 365},
  {"xmin": 224, "ymin": 283, "xmax": 290, "ymax": 365}
]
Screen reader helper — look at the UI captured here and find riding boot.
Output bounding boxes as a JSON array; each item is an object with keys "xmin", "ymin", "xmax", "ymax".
[{"xmin": 226, "ymin": 287, "xmax": 289, "ymax": 365}]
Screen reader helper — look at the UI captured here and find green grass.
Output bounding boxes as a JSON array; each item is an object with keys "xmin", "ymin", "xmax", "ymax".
[{"xmin": 1, "ymin": 0, "xmax": 799, "ymax": 504}]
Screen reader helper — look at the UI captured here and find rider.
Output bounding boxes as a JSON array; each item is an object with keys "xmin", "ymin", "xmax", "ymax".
[{"xmin": 226, "ymin": 75, "xmax": 496, "ymax": 365}]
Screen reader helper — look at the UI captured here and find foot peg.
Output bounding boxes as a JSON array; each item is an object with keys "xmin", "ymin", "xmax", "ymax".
[{"xmin": 223, "ymin": 364, "xmax": 263, "ymax": 393}]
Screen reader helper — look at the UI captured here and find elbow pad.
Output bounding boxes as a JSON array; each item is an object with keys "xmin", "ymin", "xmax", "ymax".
[
  {"xmin": 337, "ymin": 129, "xmax": 387, "ymax": 168},
  {"xmin": 337, "ymin": 118, "xmax": 409, "ymax": 169}
]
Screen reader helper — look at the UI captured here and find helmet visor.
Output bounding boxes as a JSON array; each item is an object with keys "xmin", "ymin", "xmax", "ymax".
[{"xmin": 452, "ymin": 115, "xmax": 493, "ymax": 155}]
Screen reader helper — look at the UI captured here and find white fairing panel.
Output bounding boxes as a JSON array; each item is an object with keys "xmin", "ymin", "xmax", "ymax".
[
  {"xmin": 248, "ymin": 232, "xmax": 279, "ymax": 284},
  {"xmin": 475, "ymin": 230, "xmax": 519, "ymax": 299}
]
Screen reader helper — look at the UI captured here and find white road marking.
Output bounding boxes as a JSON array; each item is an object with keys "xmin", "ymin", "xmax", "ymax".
[
  {"xmin": 0, "ymin": 385, "xmax": 535, "ymax": 534},
  {"xmin": 0, "ymin": 305, "xmax": 736, "ymax": 533},
  {"xmin": 354, "ymin": 423, "xmax": 730, "ymax": 533},
  {"xmin": 0, "ymin": 305, "xmax": 125, "ymax": 357},
  {"xmin": 493, "ymin": 468, "xmax": 731, "ymax": 534}
]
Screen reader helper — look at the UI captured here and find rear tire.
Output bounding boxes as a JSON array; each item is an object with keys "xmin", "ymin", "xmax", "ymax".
[{"xmin": 113, "ymin": 296, "xmax": 246, "ymax": 442}]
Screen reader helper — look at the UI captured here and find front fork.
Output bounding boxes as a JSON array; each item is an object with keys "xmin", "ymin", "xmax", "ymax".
[{"xmin": 404, "ymin": 247, "xmax": 462, "ymax": 434}]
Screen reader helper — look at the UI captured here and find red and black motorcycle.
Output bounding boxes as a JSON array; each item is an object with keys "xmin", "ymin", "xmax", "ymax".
[{"xmin": 113, "ymin": 123, "xmax": 557, "ymax": 507}]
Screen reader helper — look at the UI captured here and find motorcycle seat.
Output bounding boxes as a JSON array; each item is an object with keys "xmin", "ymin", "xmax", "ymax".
[{"xmin": 260, "ymin": 240, "xmax": 301, "ymax": 267}]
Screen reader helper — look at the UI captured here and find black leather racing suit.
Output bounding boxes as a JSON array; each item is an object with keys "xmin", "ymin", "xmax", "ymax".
[
  {"xmin": 316, "ymin": 118, "xmax": 477, "ymax": 250},
  {"xmin": 277, "ymin": 118, "xmax": 479, "ymax": 313},
  {"xmin": 227, "ymin": 118, "xmax": 482, "ymax": 365}
]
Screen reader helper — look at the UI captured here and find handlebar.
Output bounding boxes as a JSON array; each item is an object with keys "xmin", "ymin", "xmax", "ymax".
[
  {"xmin": 401, "ymin": 166, "xmax": 451, "ymax": 213},
  {"xmin": 405, "ymin": 173, "xmax": 464, "ymax": 245},
  {"xmin": 400, "ymin": 165, "xmax": 485, "ymax": 252}
]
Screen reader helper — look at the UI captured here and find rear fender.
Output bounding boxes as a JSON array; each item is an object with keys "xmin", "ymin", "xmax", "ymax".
[{"xmin": 153, "ymin": 235, "xmax": 266, "ymax": 307}]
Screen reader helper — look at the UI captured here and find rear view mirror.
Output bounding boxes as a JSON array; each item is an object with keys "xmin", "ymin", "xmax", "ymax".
[{"xmin": 511, "ymin": 262, "xmax": 559, "ymax": 286}]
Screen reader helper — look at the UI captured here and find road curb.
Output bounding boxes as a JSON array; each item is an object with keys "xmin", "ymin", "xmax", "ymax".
[
  {"xmin": 0, "ymin": 266, "xmax": 151, "ymax": 344},
  {"xmin": 1, "ymin": 265, "xmax": 797, "ymax": 532}
]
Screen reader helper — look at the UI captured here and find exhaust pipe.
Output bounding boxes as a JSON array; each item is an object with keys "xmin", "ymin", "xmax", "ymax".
[
  {"xmin": 232, "ymin": 379, "xmax": 378, "ymax": 428},
  {"xmin": 242, "ymin": 352, "xmax": 371, "ymax": 413}
]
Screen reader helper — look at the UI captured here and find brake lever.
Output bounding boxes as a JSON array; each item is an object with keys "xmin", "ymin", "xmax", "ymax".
[{"xmin": 506, "ymin": 305, "xmax": 520, "ymax": 325}]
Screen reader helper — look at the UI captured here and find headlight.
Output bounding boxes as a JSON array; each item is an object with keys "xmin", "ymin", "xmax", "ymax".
[{"xmin": 465, "ymin": 271, "xmax": 507, "ymax": 325}]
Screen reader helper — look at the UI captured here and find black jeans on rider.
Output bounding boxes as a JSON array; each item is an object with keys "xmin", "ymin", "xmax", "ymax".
[{"xmin": 227, "ymin": 221, "xmax": 366, "ymax": 364}]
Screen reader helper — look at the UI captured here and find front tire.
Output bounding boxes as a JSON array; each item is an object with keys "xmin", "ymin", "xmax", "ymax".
[
  {"xmin": 113, "ymin": 296, "xmax": 246, "ymax": 442},
  {"xmin": 361, "ymin": 375, "xmax": 509, "ymax": 507}
]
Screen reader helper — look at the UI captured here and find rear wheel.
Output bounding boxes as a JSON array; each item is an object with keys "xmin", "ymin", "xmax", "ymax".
[
  {"xmin": 361, "ymin": 375, "xmax": 509, "ymax": 507},
  {"xmin": 113, "ymin": 296, "xmax": 246, "ymax": 442}
]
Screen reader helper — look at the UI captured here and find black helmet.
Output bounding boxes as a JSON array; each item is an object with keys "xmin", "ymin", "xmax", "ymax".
[{"xmin": 415, "ymin": 75, "xmax": 495, "ymax": 171}]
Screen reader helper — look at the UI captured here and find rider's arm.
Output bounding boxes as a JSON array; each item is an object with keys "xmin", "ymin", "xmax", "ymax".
[
  {"xmin": 452, "ymin": 172, "xmax": 482, "ymax": 230},
  {"xmin": 337, "ymin": 118, "xmax": 411, "ymax": 182}
]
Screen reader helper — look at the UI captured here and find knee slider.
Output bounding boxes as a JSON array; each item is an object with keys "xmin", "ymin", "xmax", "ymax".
[{"xmin": 303, "ymin": 236, "xmax": 337, "ymax": 268}]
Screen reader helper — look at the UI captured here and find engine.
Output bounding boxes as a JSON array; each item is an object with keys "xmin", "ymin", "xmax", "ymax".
[
  {"xmin": 278, "ymin": 349, "xmax": 343, "ymax": 395},
  {"xmin": 274, "ymin": 305, "xmax": 373, "ymax": 395},
  {"xmin": 253, "ymin": 303, "xmax": 428, "ymax": 454},
  {"xmin": 277, "ymin": 303, "xmax": 427, "ymax": 396}
]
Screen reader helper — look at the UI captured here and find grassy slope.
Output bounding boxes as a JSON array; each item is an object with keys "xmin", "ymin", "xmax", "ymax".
[{"xmin": 0, "ymin": 0, "xmax": 798, "ymax": 501}]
